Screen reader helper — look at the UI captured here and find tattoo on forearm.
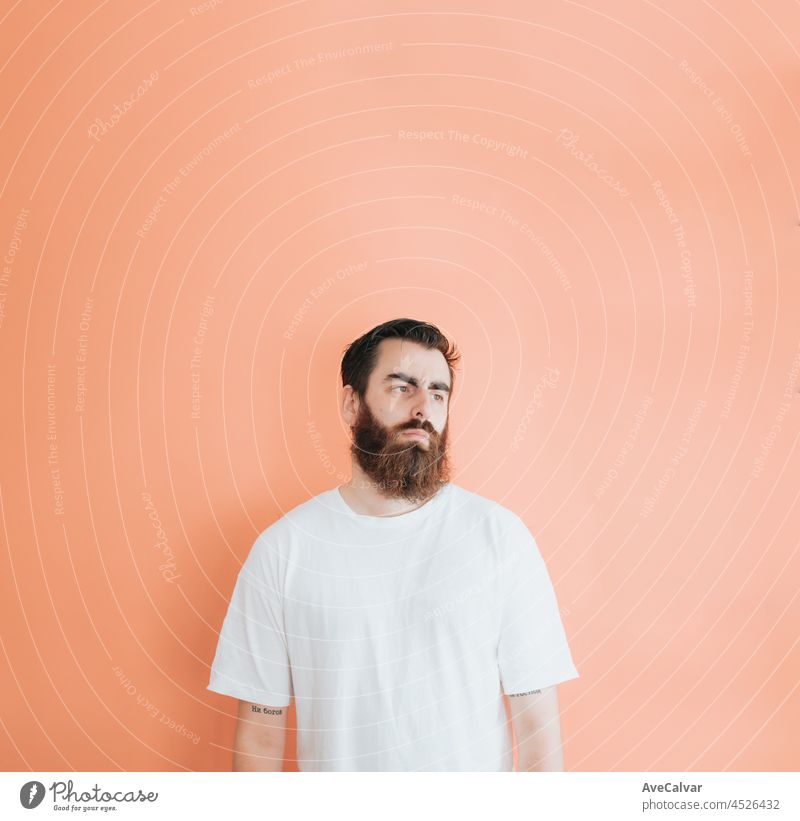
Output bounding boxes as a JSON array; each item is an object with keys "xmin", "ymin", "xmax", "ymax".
[
  {"xmin": 250, "ymin": 704, "xmax": 283, "ymax": 715},
  {"xmin": 509, "ymin": 689, "xmax": 542, "ymax": 697}
]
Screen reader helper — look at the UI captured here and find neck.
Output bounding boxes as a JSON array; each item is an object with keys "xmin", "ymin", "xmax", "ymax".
[{"xmin": 340, "ymin": 462, "xmax": 442, "ymax": 517}]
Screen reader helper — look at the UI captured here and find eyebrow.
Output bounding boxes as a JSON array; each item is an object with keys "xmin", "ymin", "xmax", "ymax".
[{"xmin": 383, "ymin": 371, "xmax": 451, "ymax": 393}]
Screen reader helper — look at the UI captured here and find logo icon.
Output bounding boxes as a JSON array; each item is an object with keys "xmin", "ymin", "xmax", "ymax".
[{"xmin": 19, "ymin": 781, "xmax": 46, "ymax": 809}]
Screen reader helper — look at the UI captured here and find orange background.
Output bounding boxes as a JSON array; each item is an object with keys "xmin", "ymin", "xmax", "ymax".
[{"xmin": 1, "ymin": 0, "xmax": 798, "ymax": 771}]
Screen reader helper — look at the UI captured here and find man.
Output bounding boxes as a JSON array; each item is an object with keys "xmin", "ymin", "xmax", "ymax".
[{"xmin": 207, "ymin": 318, "xmax": 579, "ymax": 771}]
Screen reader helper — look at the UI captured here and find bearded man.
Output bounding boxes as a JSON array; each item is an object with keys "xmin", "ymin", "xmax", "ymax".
[{"xmin": 208, "ymin": 318, "xmax": 579, "ymax": 772}]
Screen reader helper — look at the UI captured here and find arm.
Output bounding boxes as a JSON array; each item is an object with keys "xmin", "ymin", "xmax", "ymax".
[
  {"xmin": 231, "ymin": 699, "xmax": 288, "ymax": 771},
  {"xmin": 508, "ymin": 686, "xmax": 566, "ymax": 771}
]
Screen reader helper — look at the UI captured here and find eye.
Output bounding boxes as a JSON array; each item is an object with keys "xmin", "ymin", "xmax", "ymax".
[
  {"xmin": 393, "ymin": 385, "xmax": 408, "ymax": 392},
  {"xmin": 433, "ymin": 393, "xmax": 445, "ymax": 402}
]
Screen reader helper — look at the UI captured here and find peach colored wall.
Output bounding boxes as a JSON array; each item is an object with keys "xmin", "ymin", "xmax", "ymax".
[{"xmin": 1, "ymin": 0, "xmax": 798, "ymax": 772}]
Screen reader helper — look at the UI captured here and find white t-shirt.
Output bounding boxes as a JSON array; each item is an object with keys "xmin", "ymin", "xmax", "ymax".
[{"xmin": 207, "ymin": 482, "xmax": 578, "ymax": 771}]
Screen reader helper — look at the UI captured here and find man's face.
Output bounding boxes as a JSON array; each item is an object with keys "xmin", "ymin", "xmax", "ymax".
[{"xmin": 346, "ymin": 338, "xmax": 452, "ymax": 502}]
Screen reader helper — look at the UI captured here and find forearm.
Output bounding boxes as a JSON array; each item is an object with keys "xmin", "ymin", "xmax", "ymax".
[
  {"xmin": 232, "ymin": 732, "xmax": 285, "ymax": 771},
  {"xmin": 515, "ymin": 725, "xmax": 565, "ymax": 771},
  {"xmin": 508, "ymin": 686, "xmax": 567, "ymax": 771}
]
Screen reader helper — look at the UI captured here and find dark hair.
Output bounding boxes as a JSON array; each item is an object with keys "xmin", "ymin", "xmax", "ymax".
[{"xmin": 341, "ymin": 318, "xmax": 461, "ymax": 399}]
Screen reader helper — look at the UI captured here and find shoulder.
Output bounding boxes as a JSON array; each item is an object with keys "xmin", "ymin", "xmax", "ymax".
[
  {"xmin": 244, "ymin": 489, "xmax": 332, "ymax": 562},
  {"xmin": 446, "ymin": 483, "xmax": 526, "ymax": 527},
  {"xmin": 250, "ymin": 486, "xmax": 344, "ymax": 546},
  {"xmin": 444, "ymin": 484, "xmax": 535, "ymax": 554}
]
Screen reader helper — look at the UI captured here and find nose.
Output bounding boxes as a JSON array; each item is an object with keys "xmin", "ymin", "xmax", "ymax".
[{"xmin": 411, "ymin": 391, "xmax": 434, "ymax": 421}]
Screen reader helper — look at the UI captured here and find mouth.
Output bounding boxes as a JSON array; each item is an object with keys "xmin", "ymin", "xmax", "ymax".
[{"xmin": 400, "ymin": 429, "xmax": 430, "ymax": 441}]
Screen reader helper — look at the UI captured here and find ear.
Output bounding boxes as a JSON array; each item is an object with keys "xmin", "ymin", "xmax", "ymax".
[{"xmin": 341, "ymin": 385, "xmax": 359, "ymax": 427}]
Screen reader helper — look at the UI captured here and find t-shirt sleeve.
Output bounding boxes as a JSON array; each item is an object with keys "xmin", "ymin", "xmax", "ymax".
[
  {"xmin": 207, "ymin": 535, "xmax": 293, "ymax": 707},
  {"xmin": 496, "ymin": 513, "xmax": 579, "ymax": 695}
]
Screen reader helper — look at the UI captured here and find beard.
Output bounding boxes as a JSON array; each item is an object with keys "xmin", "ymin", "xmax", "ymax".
[{"xmin": 349, "ymin": 399, "xmax": 451, "ymax": 503}]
